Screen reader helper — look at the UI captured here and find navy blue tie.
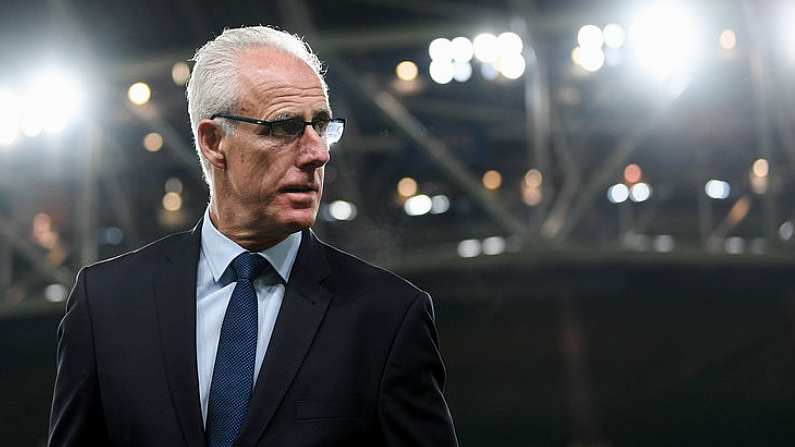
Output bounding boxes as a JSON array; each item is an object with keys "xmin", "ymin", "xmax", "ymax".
[{"xmin": 206, "ymin": 252, "xmax": 271, "ymax": 447}]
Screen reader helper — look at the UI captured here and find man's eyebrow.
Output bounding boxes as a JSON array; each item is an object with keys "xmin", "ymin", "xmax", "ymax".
[{"xmin": 313, "ymin": 109, "xmax": 332, "ymax": 120}]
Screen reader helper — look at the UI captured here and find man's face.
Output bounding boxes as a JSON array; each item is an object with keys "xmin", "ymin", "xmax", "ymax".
[{"xmin": 218, "ymin": 47, "xmax": 331, "ymax": 237}]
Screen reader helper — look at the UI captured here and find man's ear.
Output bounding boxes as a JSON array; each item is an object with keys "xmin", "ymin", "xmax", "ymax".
[{"xmin": 197, "ymin": 119, "xmax": 227, "ymax": 171}]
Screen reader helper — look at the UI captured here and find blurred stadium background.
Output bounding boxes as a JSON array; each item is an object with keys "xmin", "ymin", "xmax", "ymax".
[{"xmin": 3, "ymin": 0, "xmax": 795, "ymax": 445}]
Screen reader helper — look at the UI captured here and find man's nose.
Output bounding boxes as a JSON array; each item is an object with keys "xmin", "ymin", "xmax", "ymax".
[{"xmin": 296, "ymin": 124, "xmax": 330, "ymax": 169}]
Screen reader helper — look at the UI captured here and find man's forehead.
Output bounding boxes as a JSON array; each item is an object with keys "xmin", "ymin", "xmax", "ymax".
[{"xmin": 237, "ymin": 47, "xmax": 322, "ymax": 85}]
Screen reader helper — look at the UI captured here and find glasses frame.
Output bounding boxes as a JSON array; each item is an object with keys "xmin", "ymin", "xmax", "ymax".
[{"xmin": 210, "ymin": 113, "xmax": 345, "ymax": 144}]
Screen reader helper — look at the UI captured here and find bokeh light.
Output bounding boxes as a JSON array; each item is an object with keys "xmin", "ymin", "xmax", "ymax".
[
  {"xmin": 705, "ymin": 179, "xmax": 731, "ymax": 199},
  {"xmin": 578, "ymin": 25, "xmax": 604, "ymax": 49},
  {"xmin": 429, "ymin": 38, "xmax": 453, "ymax": 61},
  {"xmin": 329, "ymin": 200, "xmax": 357, "ymax": 221},
  {"xmin": 720, "ymin": 29, "xmax": 737, "ymax": 50},
  {"xmin": 162, "ymin": 192, "xmax": 182, "ymax": 211},
  {"xmin": 603, "ymin": 23, "xmax": 626, "ymax": 48},
  {"xmin": 624, "ymin": 163, "xmax": 643, "ymax": 184},
  {"xmin": 473, "ymin": 33, "xmax": 499, "ymax": 63},
  {"xmin": 397, "ymin": 177, "xmax": 418, "ymax": 197},
  {"xmin": 482, "ymin": 170, "xmax": 503, "ymax": 190},
  {"xmin": 429, "ymin": 60, "xmax": 455, "ymax": 84},
  {"xmin": 404, "ymin": 194, "xmax": 433, "ymax": 216},
  {"xmin": 171, "ymin": 62, "xmax": 191, "ymax": 85},
  {"xmin": 128, "ymin": 82, "xmax": 152, "ymax": 105},
  {"xmin": 607, "ymin": 183, "xmax": 629, "ymax": 203},
  {"xmin": 143, "ymin": 132, "xmax": 164, "ymax": 152},
  {"xmin": 451, "ymin": 37, "xmax": 474, "ymax": 62},
  {"xmin": 396, "ymin": 61, "xmax": 419, "ymax": 81}
]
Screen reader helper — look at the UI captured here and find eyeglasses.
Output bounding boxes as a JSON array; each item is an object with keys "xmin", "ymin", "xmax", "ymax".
[{"xmin": 210, "ymin": 113, "xmax": 345, "ymax": 145}]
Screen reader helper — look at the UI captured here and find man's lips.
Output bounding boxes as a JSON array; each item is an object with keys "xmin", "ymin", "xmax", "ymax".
[{"xmin": 279, "ymin": 185, "xmax": 319, "ymax": 194}]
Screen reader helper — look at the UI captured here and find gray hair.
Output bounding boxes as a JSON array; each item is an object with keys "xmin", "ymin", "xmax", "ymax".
[{"xmin": 186, "ymin": 25, "xmax": 327, "ymax": 185}]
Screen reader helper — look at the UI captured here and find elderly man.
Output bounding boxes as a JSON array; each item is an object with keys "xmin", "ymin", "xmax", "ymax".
[{"xmin": 48, "ymin": 26, "xmax": 458, "ymax": 446}]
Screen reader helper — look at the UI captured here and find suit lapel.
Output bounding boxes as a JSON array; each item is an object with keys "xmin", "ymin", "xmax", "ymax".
[
  {"xmin": 152, "ymin": 221, "xmax": 207, "ymax": 447},
  {"xmin": 238, "ymin": 229, "xmax": 332, "ymax": 447}
]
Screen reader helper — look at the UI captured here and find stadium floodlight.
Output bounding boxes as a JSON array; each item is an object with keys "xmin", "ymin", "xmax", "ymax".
[
  {"xmin": 496, "ymin": 53, "xmax": 526, "ymax": 79},
  {"xmin": 628, "ymin": 3, "xmax": 703, "ymax": 81},
  {"xmin": 578, "ymin": 46, "xmax": 606, "ymax": 72},
  {"xmin": 473, "ymin": 33, "xmax": 499, "ymax": 63},
  {"xmin": 603, "ymin": 24, "xmax": 626, "ymax": 49},
  {"xmin": 429, "ymin": 60, "xmax": 455, "ymax": 84},
  {"xmin": 578, "ymin": 25, "xmax": 604, "ymax": 49},
  {"xmin": 429, "ymin": 38, "xmax": 453, "ymax": 61},
  {"xmin": 451, "ymin": 37, "xmax": 474, "ymax": 63},
  {"xmin": 453, "ymin": 61, "xmax": 472, "ymax": 82},
  {"xmin": 497, "ymin": 32, "xmax": 523, "ymax": 55},
  {"xmin": 33, "ymin": 71, "xmax": 83, "ymax": 133}
]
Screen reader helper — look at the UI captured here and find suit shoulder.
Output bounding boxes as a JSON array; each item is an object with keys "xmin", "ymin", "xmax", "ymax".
[
  {"xmin": 318, "ymin": 239, "xmax": 425, "ymax": 299},
  {"xmin": 82, "ymin": 229, "xmax": 194, "ymax": 276}
]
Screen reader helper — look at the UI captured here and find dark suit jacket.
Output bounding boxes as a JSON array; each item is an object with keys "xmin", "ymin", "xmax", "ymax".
[{"xmin": 48, "ymin": 223, "xmax": 458, "ymax": 446}]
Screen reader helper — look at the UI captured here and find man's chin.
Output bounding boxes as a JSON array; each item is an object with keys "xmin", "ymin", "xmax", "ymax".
[{"xmin": 278, "ymin": 211, "xmax": 317, "ymax": 233}]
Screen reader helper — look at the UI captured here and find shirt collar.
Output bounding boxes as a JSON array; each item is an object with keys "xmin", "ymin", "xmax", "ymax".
[{"xmin": 200, "ymin": 208, "xmax": 302, "ymax": 284}]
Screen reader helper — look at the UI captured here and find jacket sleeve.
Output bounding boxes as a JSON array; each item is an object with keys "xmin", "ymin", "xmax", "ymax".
[
  {"xmin": 377, "ymin": 291, "xmax": 459, "ymax": 446},
  {"xmin": 48, "ymin": 268, "xmax": 110, "ymax": 446}
]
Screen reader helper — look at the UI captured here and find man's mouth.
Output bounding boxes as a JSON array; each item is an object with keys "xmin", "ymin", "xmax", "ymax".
[{"xmin": 280, "ymin": 185, "xmax": 318, "ymax": 194}]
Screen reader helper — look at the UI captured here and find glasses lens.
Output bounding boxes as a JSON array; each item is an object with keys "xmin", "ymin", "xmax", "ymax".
[
  {"xmin": 271, "ymin": 118, "xmax": 306, "ymax": 137},
  {"xmin": 311, "ymin": 119, "xmax": 330, "ymax": 135},
  {"xmin": 325, "ymin": 120, "xmax": 344, "ymax": 144}
]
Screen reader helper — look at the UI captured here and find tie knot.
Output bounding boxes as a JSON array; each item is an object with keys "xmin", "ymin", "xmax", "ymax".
[{"xmin": 231, "ymin": 252, "xmax": 271, "ymax": 282}]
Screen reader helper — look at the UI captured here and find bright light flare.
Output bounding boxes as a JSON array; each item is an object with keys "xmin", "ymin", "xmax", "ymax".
[
  {"xmin": 629, "ymin": 4, "xmax": 703, "ymax": 80},
  {"xmin": 0, "ymin": 89, "xmax": 20, "ymax": 146},
  {"xmin": 26, "ymin": 71, "xmax": 83, "ymax": 134}
]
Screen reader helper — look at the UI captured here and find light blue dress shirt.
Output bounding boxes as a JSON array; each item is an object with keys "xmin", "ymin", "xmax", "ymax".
[{"xmin": 195, "ymin": 209, "xmax": 301, "ymax": 426}]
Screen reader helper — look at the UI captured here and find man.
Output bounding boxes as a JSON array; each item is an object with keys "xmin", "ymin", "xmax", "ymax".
[{"xmin": 48, "ymin": 26, "xmax": 458, "ymax": 446}]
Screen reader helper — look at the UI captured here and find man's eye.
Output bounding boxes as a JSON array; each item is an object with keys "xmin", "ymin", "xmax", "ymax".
[
  {"xmin": 312, "ymin": 119, "xmax": 330, "ymax": 133},
  {"xmin": 270, "ymin": 119, "xmax": 302, "ymax": 136}
]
